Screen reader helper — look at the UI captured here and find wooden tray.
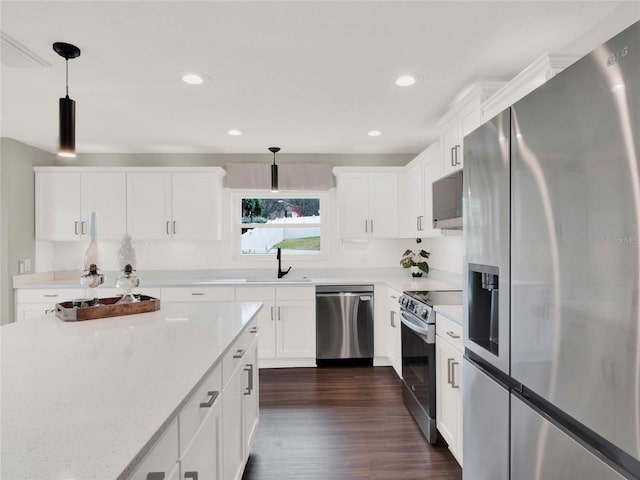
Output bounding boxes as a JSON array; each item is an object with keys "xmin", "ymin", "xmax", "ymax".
[{"xmin": 55, "ymin": 296, "xmax": 160, "ymax": 322}]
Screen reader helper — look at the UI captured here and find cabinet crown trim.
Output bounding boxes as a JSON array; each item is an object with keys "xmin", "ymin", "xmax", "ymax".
[{"xmin": 34, "ymin": 166, "xmax": 226, "ymax": 176}]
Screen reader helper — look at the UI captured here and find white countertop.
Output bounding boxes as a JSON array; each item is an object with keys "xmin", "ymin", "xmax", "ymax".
[
  {"xmin": 434, "ymin": 304, "xmax": 463, "ymax": 325},
  {"xmin": 0, "ymin": 301, "xmax": 262, "ymax": 480},
  {"xmin": 13, "ymin": 268, "xmax": 461, "ymax": 293}
]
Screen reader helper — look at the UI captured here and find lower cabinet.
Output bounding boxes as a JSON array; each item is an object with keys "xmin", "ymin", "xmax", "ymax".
[
  {"xmin": 435, "ymin": 313, "xmax": 463, "ymax": 464},
  {"xmin": 235, "ymin": 286, "xmax": 315, "ymax": 368},
  {"xmin": 129, "ymin": 318, "xmax": 258, "ymax": 480},
  {"xmin": 386, "ymin": 287, "xmax": 402, "ymax": 378}
]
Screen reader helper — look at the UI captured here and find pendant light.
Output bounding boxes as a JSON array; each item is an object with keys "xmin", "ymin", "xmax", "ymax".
[
  {"xmin": 269, "ymin": 147, "xmax": 280, "ymax": 192},
  {"xmin": 53, "ymin": 42, "xmax": 81, "ymax": 158}
]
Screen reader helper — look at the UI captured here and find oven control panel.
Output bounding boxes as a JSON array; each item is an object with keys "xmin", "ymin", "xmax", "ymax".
[{"xmin": 399, "ymin": 294, "xmax": 433, "ymax": 320}]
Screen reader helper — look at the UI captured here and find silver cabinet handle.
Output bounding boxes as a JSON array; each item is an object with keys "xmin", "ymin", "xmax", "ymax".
[
  {"xmin": 451, "ymin": 361, "xmax": 460, "ymax": 388},
  {"xmin": 166, "ymin": 221, "xmax": 171, "ymax": 235},
  {"xmin": 172, "ymin": 221, "xmax": 176, "ymax": 235},
  {"xmin": 446, "ymin": 331, "xmax": 460, "ymax": 339},
  {"xmin": 81, "ymin": 221, "xmax": 87, "ymax": 235},
  {"xmin": 390, "ymin": 310, "xmax": 396, "ymax": 328},
  {"xmin": 184, "ymin": 472, "xmax": 198, "ymax": 480},
  {"xmin": 270, "ymin": 306, "xmax": 275, "ymax": 321},
  {"xmin": 390, "ymin": 295, "xmax": 398, "ymax": 300},
  {"xmin": 278, "ymin": 306, "xmax": 282, "ymax": 321},
  {"xmin": 74, "ymin": 221, "xmax": 79, "ymax": 235},
  {"xmin": 199, "ymin": 390, "xmax": 219, "ymax": 408},
  {"xmin": 249, "ymin": 326, "xmax": 259, "ymax": 333},
  {"xmin": 244, "ymin": 364, "xmax": 254, "ymax": 395},
  {"xmin": 450, "ymin": 146, "xmax": 456, "ymax": 166},
  {"xmin": 191, "ymin": 292, "xmax": 204, "ymax": 296},
  {"xmin": 233, "ymin": 348, "xmax": 245, "ymax": 359},
  {"xmin": 370, "ymin": 219, "xmax": 374, "ymax": 233},
  {"xmin": 447, "ymin": 358, "xmax": 453, "ymax": 385},
  {"xmin": 365, "ymin": 219, "xmax": 368, "ymax": 233},
  {"xmin": 146, "ymin": 473, "xmax": 165, "ymax": 480},
  {"xmin": 43, "ymin": 294, "xmax": 58, "ymax": 298},
  {"xmin": 454, "ymin": 145, "xmax": 461, "ymax": 166}
]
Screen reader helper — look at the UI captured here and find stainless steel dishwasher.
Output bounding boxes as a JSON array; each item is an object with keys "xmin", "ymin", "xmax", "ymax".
[{"xmin": 315, "ymin": 285, "xmax": 374, "ymax": 366}]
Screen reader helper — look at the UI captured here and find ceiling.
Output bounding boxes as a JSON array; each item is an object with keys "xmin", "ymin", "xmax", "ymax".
[{"xmin": 1, "ymin": 1, "xmax": 638, "ymax": 156}]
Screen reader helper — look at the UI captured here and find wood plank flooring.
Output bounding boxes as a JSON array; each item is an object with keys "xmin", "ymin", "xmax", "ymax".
[{"xmin": 242, "ymin": 366, "xmax": 462, "ymax": 480}]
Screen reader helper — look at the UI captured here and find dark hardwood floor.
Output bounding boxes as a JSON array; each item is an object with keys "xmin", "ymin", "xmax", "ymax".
[{"xmin": 242, "ymin": 366, "xmax": 462, "ymax": 480}]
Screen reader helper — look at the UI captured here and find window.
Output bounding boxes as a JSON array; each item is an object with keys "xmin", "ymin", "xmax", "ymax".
[{"xmin": 240, "ymin": 196, "xmax": 322, "ymax": 255}]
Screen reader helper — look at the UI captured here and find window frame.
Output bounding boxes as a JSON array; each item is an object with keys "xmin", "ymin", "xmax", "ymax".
[{"xmin": 232, "ymin": 191, "xmax": 329, "ymax": 260}]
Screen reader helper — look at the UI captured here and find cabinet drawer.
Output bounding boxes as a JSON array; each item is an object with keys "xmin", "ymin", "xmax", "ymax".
[
  {"xmin": 222, "ymin": 319, "xmax": 257, "ymax": 387},
  {"xmin": 179, "ymin": 363, "xmax": 222, "ymax": 454},
  {"xmin": 15, "ymin": 288, "xmax": 85, "ymax": 303},
  {"xmin": 235, "ymin": 286, "xmax": 275, "ymax": 301},
  {"xmin": 98, "ymin": 287, "xmax": 162, "ymax": 299},
  {"xmin": 436, "ymin": 314, "xmax": 463, "ymax": 351},
  {"xmin": 161, "ymin": 287, "xmax": 235, "ymax": 302},
  {"xmin": 128, "ymin": 417, "xmax": 179, "ymax": 480},
  {"xmin": 276, "ymin": 286, "xmax": 314, "ymax": 301}
]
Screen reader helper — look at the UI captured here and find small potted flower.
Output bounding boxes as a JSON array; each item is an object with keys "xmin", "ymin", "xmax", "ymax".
[{"xmin": 400, "ymin": 248, "xmax": 430, "ymax": 277}]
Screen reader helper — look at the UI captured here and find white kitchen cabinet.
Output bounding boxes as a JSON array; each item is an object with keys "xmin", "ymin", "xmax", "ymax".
[
  {"xmin": 386, "ymin": 287, "xmax": 402, "ymax": 378},
  {"xmin": 235, "ymin": 286, "xmax": 315, "ymax": 368},
  {"xmin": 180, "ymin": 397, "xmax": 223, "ymax": 480},
  {"xmin": 333, "ymin": 168, "xmax": 400, "ymax": 238},
  {"xmin": 35, "ymin": 169, "xmax": 126, "ymax": 241},
  {"xmin": 436, "ymin": 313, "xmax": 463, "ymax": 465},
  {"xmin": 128, "ymin": 417, "xmax": 180, "ymax": 480},
  {"xmin": 421, "ymin": 147, "xmax": 443, "ymax": 236},
  {"xmin": 14, "ymin": 288, "xmax": 85, "ymax": 322},
  {"xmin": 437, "ymin": 83, "xmax": 504, "ymax": 177},
  {"xmin": 126, "ymin": 169, "xmax": 225, "ymax": 240}
]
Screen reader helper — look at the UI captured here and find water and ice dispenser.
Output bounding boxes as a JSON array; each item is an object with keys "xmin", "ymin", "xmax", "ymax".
[{"xmin": 468, "ymin": 264, "xmax": 500, "ymax": 355}]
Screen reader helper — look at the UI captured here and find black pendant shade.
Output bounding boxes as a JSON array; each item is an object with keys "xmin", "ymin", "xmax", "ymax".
[
  {"xmin": 269, "ymin": 147, "xmax": 280, "ymax": 192},
  {"xmin": 53, "ymin": 42, "xmax": 81, "ymax": 158}
]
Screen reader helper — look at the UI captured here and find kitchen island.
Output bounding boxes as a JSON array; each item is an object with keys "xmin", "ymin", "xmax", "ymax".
[{"xmin": 0, "ymin": 301, "xmax": 262, "ymax": 480}]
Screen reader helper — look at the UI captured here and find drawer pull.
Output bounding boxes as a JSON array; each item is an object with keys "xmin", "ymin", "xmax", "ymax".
[
  {"xmin": 244, "ymin": 363, "xmax": 254, "ymax": 395},
  {"xmin": 446, "ymin": 331, "xmax": 460, "ymax": 339},
  {"xmin": 199, "ymin": 390, "xmax": 219, "ymax": 408},
  {"xmin": 191, "ymin": 292, "xmax": 205, "ymax": 296},
  {"xmin": 184, "ymin": 472, "xmax": 198, "ymax": 480},
  {"xmin": 146, "ymin": 473, "xmax": 165, "ymax": 480},
  {"xmin": 43, "ymin": 294, "xmax": 58, "ymax": 298},
  {"xmin": 233, "ymin": 349, "xmax": 245, "ymax": 359}
]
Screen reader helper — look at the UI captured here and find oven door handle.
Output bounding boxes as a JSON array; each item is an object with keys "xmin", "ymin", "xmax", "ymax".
[{"xmin": 400, "ymin": 312, "xmax": 430, "ymax": 337}]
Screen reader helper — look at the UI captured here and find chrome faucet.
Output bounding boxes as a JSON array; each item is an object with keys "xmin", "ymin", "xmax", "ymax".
[{"xmin": 276, "ymin": 247, "xmax": 291, "ymax": 278}]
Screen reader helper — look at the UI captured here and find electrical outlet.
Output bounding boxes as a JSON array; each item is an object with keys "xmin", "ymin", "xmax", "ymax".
[
  {"xmin": 24, "ymin": 259, "xmax": 31, "ymax": 272},
  {"xmin": 18, "ymin": 260, "xmax": 25, "ymax": 274}
]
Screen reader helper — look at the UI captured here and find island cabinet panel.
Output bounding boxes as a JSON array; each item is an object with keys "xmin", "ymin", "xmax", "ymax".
[
  {"xmin": 128, "ymin": 418, "xmax": 180, "ymax": 480},
  {"xmin": 236, "ymin": 286, "xmax": 315, "ymax": 367}
]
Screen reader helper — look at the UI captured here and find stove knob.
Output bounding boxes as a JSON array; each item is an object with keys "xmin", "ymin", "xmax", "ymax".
[{"xmin": 420, "ymin": 307, "xmax": 429, "ymax": 319}]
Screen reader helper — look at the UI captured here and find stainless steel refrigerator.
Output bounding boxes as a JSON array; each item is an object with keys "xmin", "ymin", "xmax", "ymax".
[{"xmin": 463, "ymin": 20, "xmax": 640, "ymax": 479}]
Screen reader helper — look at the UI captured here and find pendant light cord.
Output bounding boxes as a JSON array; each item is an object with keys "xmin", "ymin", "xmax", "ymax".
[{"xmin": 65, "ymin": 58, "xmax": 69, "ymax": 98}]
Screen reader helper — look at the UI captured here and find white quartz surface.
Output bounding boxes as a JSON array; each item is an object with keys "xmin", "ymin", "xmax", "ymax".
[
  {"xmin": 0, "ymin": 301, "xmax": 262, "ymax": 480},
  {"xmin": 434, "ymin": 304, "xmax": 463, "ymax": 325}
]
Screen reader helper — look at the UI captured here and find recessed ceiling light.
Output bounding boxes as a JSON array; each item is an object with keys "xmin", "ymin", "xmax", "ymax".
[
  {"xmin": 182, "ymin": 73, "xmax": 207, "ymax": 85},
  {"xmin": 368, "ymin": 130, "xmax": 382, "ymax": 137},
  {"xmin": 395, "ymin": 75, "xmax": 416, "ymax": 87},
  {"xmin": 227, "ymin": 129, "xmax": 243, "ymax": 136}
]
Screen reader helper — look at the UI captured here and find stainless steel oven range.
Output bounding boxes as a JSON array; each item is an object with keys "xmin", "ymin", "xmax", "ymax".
[{"xmin": 399, "ymin": 290, "xmax": 462, "ymax": 444}]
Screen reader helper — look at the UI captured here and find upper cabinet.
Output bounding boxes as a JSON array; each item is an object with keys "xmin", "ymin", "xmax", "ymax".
[
  {"xmin": 35, "ymin": 169, "xmax": 126, "ymax": 241},
  {"xmin": 401, "ymin": 143, "xmax": 442, "ymax": 238},
  {"xmin": 333, "ymin": 168, "xmax": 400, "ymax": 239},
  {"xmin": 437, "ymin": 83, "xmax": 504, "ymax": 177},
  {"xmin": 126, "ymin": 170, "xmax": 224, "ymax": 240},
  {"xmin": 35, "ymin": 167, "xmax": 225, "ymax": 242}
]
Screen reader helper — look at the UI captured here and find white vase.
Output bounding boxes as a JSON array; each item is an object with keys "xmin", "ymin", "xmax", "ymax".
[{"xmin": 410, "ymin": 265, "xmax": 423, "ymax": 277}]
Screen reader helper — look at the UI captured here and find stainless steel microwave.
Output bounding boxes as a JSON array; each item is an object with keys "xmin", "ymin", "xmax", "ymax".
[{"xmin": 432, "ymin": 170, "xmax": 463, "ymax": 229}]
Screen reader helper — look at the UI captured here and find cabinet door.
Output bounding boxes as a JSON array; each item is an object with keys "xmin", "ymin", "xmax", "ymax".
[
  {"xmin": 236, "ymin": 287, "xmax": 277, "ymax": 360},
  {"xmin": 421, "ymin": 149, "xmax": 443, "ymax": 237},
  {"xmin": 243, "ymin": 338, "xmax": 259, "ymax": 452},
  {"xmin": 387, "ymin": 293, "xmax": 402, "ymax": 378},
  {"xmin": 276, "ymin": 300, "xmax": 316, "ymax": 359},
  {"xmin": 222, "ymin": 366, "xmax": 245, "ymax": 480},
  {"xmin": 35, "ymin": 172, "xmax": 82, "ymax": 240},
  {"xmin": 81, "ymin": 172, "xmax": 127, "ymax": 240},
  {"xmin": 403, "ymin": 162, "xmax": 423, "ymax": 237},
  {"xmin": 369, "ymin": 173, "xmax": 398, "ymax": 238},
  {"xmin": 129, "ymin": 418, "xmax": 179, "ymax": 480},
  {"xmin": 436, "ymin": 339, "xmax": 457, "ymax": 447},
  {"xmin": 172, "ymin": 173, "xmax": 218, "ymax": 240},
  {"xmin": 127, "ymin": 172, "xmax": 172, "ymax": 239},
  {"xmin": 441, "ymin": 122, "xmax": 462, "ymax": 177},
  {"xmin": 15, "ymin": 305, "xmax": 56, "ymax": 321},
  {"xmin": 180, "ymin": 397, "xmax": 223, "ymax": 480},
  {"xmin": 336, "ymin": 173, "xmax": 369, "ymax": 237}
]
